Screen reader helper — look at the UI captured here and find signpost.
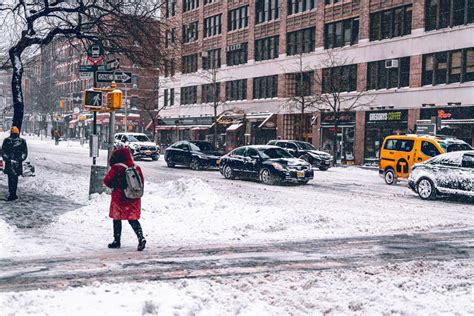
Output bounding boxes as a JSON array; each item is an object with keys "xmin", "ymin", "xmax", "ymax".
[{"xmin": 96, "ymin": 71, "xmax": 132, "ymax": 83}]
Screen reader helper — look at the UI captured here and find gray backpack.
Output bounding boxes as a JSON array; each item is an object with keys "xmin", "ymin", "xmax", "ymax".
[{"xmin": 116, "ymin": 163, "xmax": 144, "ymax": 199}]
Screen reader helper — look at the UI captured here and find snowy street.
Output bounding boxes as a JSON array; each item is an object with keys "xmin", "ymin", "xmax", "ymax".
[{"xmin": 0, "ymin": 135, "xmax": 473, "ymax": 314}]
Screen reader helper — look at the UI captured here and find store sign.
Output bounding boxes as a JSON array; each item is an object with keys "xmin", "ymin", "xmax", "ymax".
[
  {"xmin": 367, "ymin": 110, "xmax": 407, "ymax": 122},
  {"xmin": 321, "ymin": 112, "xmax": 355, "ymax": 125},
  {"xmin": 416, "ymin": 123, "xmax": 436, "ymax": 135},
  {"xmin": 421, "ymin": 106, "xmax": 474, "ymax": 120}
]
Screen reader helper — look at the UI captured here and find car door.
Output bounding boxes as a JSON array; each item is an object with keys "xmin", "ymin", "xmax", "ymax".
[
  {"xmin": 167, "ymin": 142, "xmax": 182, "ymax": 164},
  {"xmin": 458, "ymin": 154, "xmax": 474, "ymax": 194},
  {"xmin": 433, "ymin": 157, "xmax": 462, "ymax": 192},
  {"xmin": 181, "ymin": 142, "xmax": 193, "ymax": 166},
  {"xmin": 383, "ymin": 138, "xmax": 415, "ymax": 178},
  {"xmin": 416, "ymin": 140, "xmax": 441, "ymax": 163},
  {"xmin": 243, "ymin": 147, "xmax": 261, "ymax": 177},
  {"xmin": 229, "ymin": 147, "xmax": 246, "ymax": 175}
]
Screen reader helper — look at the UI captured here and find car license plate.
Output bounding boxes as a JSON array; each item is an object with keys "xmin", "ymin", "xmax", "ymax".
[
  {"xmin": 297, "ymin": 171, "xmax": 305, "ymax": 178},
  {"xmin": 145, "ymin": 150, "xmax": 151, "ymax": 155}
]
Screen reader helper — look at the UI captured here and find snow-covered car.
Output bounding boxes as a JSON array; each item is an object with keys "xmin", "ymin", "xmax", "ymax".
[
  {"xmin": 408, "ymin": 151, "xmax": 474, "ymax": 200},
  {"xmin": 267, "ymin": 140, "xmax": 332, "ymax": 171},
  {"xmin": 164, "ymin": 141, "xmax": 221, "ymax": 170},
  {"xmin": 114, "ymin": 133, "xmax": 160, "ymax": 161}
]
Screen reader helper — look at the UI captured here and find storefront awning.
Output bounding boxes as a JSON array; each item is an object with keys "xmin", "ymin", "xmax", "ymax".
[
  {"xmin": 227, "ymin": 123, "xmax": 244, "ymax": 131},
  {"xmin": 191, "ymin": 125, "xmax": 212, "ymax": 130}
]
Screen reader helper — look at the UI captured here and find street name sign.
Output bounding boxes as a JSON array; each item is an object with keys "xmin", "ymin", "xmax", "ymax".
[
  {"xmin": 79, "ymin": 72, "xmax": 93, "ymax": 80},
  {"xmin": 96, "ymin": 71, "xmax": 132, "ymax": 83}
]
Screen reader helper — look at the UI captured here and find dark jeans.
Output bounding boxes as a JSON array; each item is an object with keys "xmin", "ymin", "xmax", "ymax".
[
  {"xmin": 7, "ymin": 174, "xmax": 18, "ymax": 198},
  {"xmin": 112, "ymin": 219, "xmax": 144, "ymax": 241}
]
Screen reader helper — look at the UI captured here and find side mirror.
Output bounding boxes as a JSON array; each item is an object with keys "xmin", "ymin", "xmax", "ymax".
[{"xmin": 250, "ymin": 155, "xmax": 260, "ymax": 160}]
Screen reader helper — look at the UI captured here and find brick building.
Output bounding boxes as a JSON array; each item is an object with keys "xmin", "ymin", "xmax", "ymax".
[{"xmin": 158, "ymin": 0, "xmax": 474, "ymax": 164}]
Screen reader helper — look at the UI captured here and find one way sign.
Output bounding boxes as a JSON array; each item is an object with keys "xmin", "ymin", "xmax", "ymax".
[{"xmin": 96, "ymin": 71, "xmax": 132, "ymax": 83}]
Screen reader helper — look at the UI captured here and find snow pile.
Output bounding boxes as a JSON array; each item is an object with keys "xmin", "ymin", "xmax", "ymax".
[{"xmin": 0, "ymin": 259, "xmax": 472, "ymax": 315}]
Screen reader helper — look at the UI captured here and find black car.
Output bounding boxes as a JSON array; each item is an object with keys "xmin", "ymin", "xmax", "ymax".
[
  {"xmin": 267, "ymin": 140, "xmax": 332, "ymax": 171},
  {"xmin": 164, "ymin": 141, "xmax": 221, "ymax": 170},
  {"xmin": 219, "ymin": 145, "xmax": 313, "ymax": 185},
  {"xmin": 408, "ymin": 151, "xmax": 474, "ymax": 200}
]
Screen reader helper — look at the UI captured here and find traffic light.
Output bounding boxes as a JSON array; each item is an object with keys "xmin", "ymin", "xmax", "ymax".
[
  {"xmin": 59, "ymin": 99, "xmax": 63, "ymax": 109},
  {"xmin": 107, "ymin": 89, "xmax": 123, "ymax": 109}
]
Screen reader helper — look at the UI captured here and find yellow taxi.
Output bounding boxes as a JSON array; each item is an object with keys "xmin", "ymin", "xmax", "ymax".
[{"xmin": 379, "ymin": 134, "xmax": 472, "ymax": 185}]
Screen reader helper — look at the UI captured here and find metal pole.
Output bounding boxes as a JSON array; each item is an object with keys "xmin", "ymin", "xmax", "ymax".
[
  {"xmin": 124, "ymin": 83, "xmax": 128, "ymax": 131},
  {"xmin": 107, "ymin": 111, "xmax": 115, "ymax": 168},
  {"xmin": 92, "ymin": 64, "xmax": 98, "ymax": 165}
]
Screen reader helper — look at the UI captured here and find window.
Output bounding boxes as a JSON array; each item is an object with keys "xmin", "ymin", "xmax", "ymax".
[
  {"xmin": 253, "ymin": 75, "xmax": 278, "ymax": 99},
  {"xmin": 462, "ymin": 154, "xmax": 474, "ymax": 168},
  {"xmin": 255, "ymin": 36, "xmax": 279, "ymax": 61},
  {"xmin": 204, "ymin": 14, "xmax": 222, "ymax": 37},
  {"xmin": 421, "ymin": 141, "xmax": 441, "ymax": 157},
  {"xmin": 256, "ymin": 0, "xmax": 280, "ymax": 24},
  {"xmin": 165, "ymin": 28, "xmax": 176, "ymax": 47},
  {"xmin": 367, "ymin": 57, "xmax": 410, "ymax": 90},
  {"xmin": 183, "ymin": 0, "xmax": 199, "ymax": 12},
  {"xmin": 202, "ymin": 83, "xmax": 220, "ymax": 103},
  {"xmin": 164, "ymin": 59, "xmax": 176, "ymax": 77},
  {"xmin": 180, "ymin": 86, "xmax": 197, "ymax": 105},
  {"xmin": 285, "ymin": 71, "xmax": 313, "ymax": 96},
  {"xmin": 182, "ymin": 21, "xmax": 198, "ymax": 43},
  {"xmin": 370, "ymin": 5, "xmax": 412, "ymax": 41},
  {"xmin": 425, "ymin": 0, "xmax": 474, "ymax": 31},
  {"xmin": 384, "ymin": 139, "xmax": 414, "ymax": 152},
  {"xmin": 226, "ymin": 79, "xmax": 247, "ymax": 101},
  {"xmin": 245, "ymin": 147, "xmax": 260, "ymax": 157},
  {"xmin": 325, "ymin": 0, "xmax": 341, "ymax": 4},
  {"xmin": 286, "ymin": 27, "xmax": 315, "ymax": 55},
  {"xmin": 164, "ymin": 88, "xmax": 175, "ymax": 106},
  {"xmin": 204, "ymin": 0, "xmax": 216, "ymax": 4},
  {"xmin": 422, "ymin": 47, "xmax": 474, "ymax": 85},
  {"xmin": 322, "ymin": 64, "xmax": 357, "ymax": 93},
  {"xmin": 165, "ymin": 0, "xmax": 177, "ymax": 17},
  {"xmin": 232, "ymin": 147, "xmax": 246, "ymax": 156},
  {"xmin": 203, "ymin": 48, "xmax": 221, "ymax": 70},
  {"xmin": 288, "ymin": 0, "xmax": 315, "ymax": 15},
  {"xmin": 228, "ymin": 6, "xmax": 249, "ymax": 31},
  {"xmin": 324, "ymin": 17, "xmax": 359, "ymax": 49},
  {"xmin": 182, "ymin": 54, "xmax": 198, "ymax": 74},
  {"xmin": 226, "ymin": 43, "xmax": 248, "ymax": 66}
]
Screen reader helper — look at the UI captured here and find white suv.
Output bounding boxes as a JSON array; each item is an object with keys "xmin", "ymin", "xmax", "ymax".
[{"xmin": 114, "ymin": 133, "xmax": 160, "ymax": 161}]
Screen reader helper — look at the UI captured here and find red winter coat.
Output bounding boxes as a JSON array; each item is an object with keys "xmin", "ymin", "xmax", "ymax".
[{"xmin": 103, "ymin": 148, "xmax": 144, "ymax": 220}]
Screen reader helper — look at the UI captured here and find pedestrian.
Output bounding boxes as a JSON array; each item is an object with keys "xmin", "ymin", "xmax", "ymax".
[
  {"xmin": 53, "ymin": 129, "xmax": 60, "ymax": 145},
  {"xmin": 103, "ymin": 147, "xmax": 146, "ymax": 251},
  {"xmin": 1, "ymin": 126, "xmax": 28, "ymax": 201}
]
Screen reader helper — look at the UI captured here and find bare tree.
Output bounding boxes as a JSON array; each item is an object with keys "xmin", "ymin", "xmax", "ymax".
[
  {"xmin": 199, "ymin": 66, "xmax": 224, "ymax": 148},
  {"xmin": 283, "ymin": 53, "xmax": 320, "ymax": 141},
  {"xmin": 0, "ymin": 0, "xmax": 166, "ymax": 130},
  {"xmin": 314, "ymin": 52, "xmax": 373, "ymax": 164}
]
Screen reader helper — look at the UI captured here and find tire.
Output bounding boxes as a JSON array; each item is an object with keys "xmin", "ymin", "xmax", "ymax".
[
  {"xmin": 300, "ymin": 179, "xmax": 309, "ymax": 185},
  {"xmin": 384, "ymin": 168, "xmax": 396, "ymax": 185},
  {"xmin": 166, "ymin": 159, "xmax": 175, "ymax": 168},
  {"xmin": 259, "ymin": 168, "xmax": 275, "ymax": 185},
  {"xmin": 152, "ymin": 155, "xmax": 159, "ymax": 161},
  {"xmin": 189, "ymin": 157, "xmax": 201, "ymax": 171},
  {"xmin": 319, "ymin": 166, "xmax": 329, "ymax": 171},
  {"xmin": 417, "ymin": 178, "xmax": 437, "ymax": 200},
  {"xmin": 223, "ymin": 165, "xmax": 234, "ymax": 179}
]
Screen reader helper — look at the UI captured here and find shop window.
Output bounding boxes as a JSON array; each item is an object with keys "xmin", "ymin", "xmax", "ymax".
[
  {"xmin": 256, "ymin": 0, "xmax": 280, "ymax": 24},
  {"xmin": 421, "ymin": 141, "xmax": 441, "ymax": 157},
  {"xmin": 182, "ymin": 21, "xmax": 198, "ymax": 43},
  {"xmin": 322, "ymin": 65, "xmax": 357, "ymax": 93},
  {"xmin": 180, "ymin": 86, "xmax": 197, "ymax": 105},
  {"xmin": 226, "ymin": 79, "xmax": 247, "ymax": 101},
  {"xmin": 287, "ymin": 27, "xmax": 315, "ymax": 56},
  {"xmin": 324, "ymin": 17, "xmax": 359, "ymax": 49},
  {"xmin": 181, "ymin": 54, "xmax": 198, "ymax": 74},
  {"xmin": 202, "ymin": 83, "xmax": 220, "ymax": 103},
  {"xmin": 253, "ymin": 75, "xmax": 278, "ymax": 99},
  {"xmin": 183, "ymin": 0, "xmax": 199, "ymax": 12},
  {"xmin": 203, "ymin": 48, "xmax": 221, "ymax": 70},
  {"xmin": 204, "ymin": 14, "xmax": 222, "ymax": 38},
  {"xmin": 425, "ymin": 0, "xmax": 474, "ymax": 31},
  {"xmin": 367, "ymin": 57, "xmax": 410, "ymax": 90},
  {"xmin": 423, "ymin": 47, "xmax": 474, "ymax": 85},
  {"xmin": 228, "ymin": 6, "xmax": 249, "ymax": 31},
  {"xmin": 226, "ymin": 43, "xmax": 248, "ymax": 66},
  {"xmin": 255, "ymin": 35, "xmax": 280, "ymax": 61},
  {"xmin": 370, "ymin": 5, "xmax": 412, "ymax": 41},
  {"xmin": 288, "ymin": 0, "xmax": 315, "ymax": 15}
]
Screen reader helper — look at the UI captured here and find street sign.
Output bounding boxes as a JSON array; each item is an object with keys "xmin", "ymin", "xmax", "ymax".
[
  {"xmin": 106, "ymin": 58, "xmax": 120, "ymax": 71},
  {"xmin": 80, "ymin": 65, "xmax": 95, "ymax": 72},
  {"xmin": 72, "ymin": 92, "xmax": 83, "ymax": 105},
  {"xmin": 87, "ymin": 43, "xmax": 105, "ymax": 65},
  {"xmin": 84, "ymin": 90, "xmax": 103, "ymax": 108},
  {"xmin": 79, "ymin": 72, "xmax": 93, "ymax": 80},
  {"xmin": 96, "ymin": 71, "xmax": 132, "ymax": 83}
]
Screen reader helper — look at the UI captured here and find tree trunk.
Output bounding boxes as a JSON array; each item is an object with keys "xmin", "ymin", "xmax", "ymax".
[
  {"xmin": 9, "ymin": 50, "xmax": 25, "ymax": 130},
  {"xmin": 332, "ymin": 111, "xmax": 338, "ymax": 166},
  {"xmin": 213, "ymin": 103, "xmax": 218, "ymax": 148},
  {"xmin": 300, "ymin": 108, "xmax": 305, "ymax": 141}
]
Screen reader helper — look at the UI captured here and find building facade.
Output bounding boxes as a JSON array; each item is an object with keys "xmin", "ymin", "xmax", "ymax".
[{"xmin": 159, "ymin": 0, "xmax": 474, "ymax": 164}]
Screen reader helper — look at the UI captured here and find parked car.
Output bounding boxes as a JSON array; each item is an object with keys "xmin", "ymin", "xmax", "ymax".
[
  {"xmin": 267, "ymin": 140, "xmax": 332, "ymax": 171},
  {"xmin": 114, "ymin": 133, "xmax": 160, "ymax": 161},
  {"xmin": 164, "ymin": 140, "xmax": 221, "ymax": 170},
  {"xmin": 408, "ymin": 151, "xmax": 474, "ymax": 200},
  {"xmin": 379, "ymin": 134, "xmax": 472, "ymax": 185},
  {"xmin": 218, "ymin": 145, "xmax": 313, "ymax": 185}
]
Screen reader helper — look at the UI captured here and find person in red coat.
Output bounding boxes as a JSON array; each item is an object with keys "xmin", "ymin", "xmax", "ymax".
[{"xmin": 103, "ymin": 147, "xmax": 146, "ymax": 251}]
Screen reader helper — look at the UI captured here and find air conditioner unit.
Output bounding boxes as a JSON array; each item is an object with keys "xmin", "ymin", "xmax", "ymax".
[{"xmin": 385, "ymin": 59, "xmax": 399, "ymax": 68}]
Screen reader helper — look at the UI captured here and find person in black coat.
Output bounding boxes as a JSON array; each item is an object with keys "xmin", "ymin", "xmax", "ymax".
[{"xmin": 2, "ymin": 126, "xmax": 28, "ymax": 201}]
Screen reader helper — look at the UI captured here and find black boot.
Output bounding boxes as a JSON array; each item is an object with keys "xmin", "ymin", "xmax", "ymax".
[
  {"xmin": 108, "ymin": 220, "xmax": 122, "ymax": 249},
  {"xmin": 129, "ymin": 220, "xmax": 146, "ymax": 251}
]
